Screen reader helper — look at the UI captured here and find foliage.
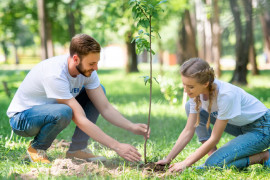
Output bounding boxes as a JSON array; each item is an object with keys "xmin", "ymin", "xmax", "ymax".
[
  {"xmin": 159, "ymin": 75, "xmax": 183, "ymax": 105},
  {"xmin": 130, "ymin": 0, "xmax": 166, "ymax": 56},
  {"xmin": 0, "ymin": 0, "xmax": 37, "ymax": 47}
]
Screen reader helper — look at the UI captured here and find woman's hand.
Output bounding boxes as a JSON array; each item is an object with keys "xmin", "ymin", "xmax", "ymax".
[{"xmin": 168, "ymin": 161, "xmax": 188, "ymax": 172}]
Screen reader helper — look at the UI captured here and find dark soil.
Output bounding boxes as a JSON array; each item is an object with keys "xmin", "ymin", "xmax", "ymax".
[{"xmin": 140, "ymin": 162, "xmax": 168, "ymax": 172}]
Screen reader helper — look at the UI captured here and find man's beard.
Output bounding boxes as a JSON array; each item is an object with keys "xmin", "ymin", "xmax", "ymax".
[{"xmin": 76, "ymin": 63, "xmax": 93, "ymax": 77}]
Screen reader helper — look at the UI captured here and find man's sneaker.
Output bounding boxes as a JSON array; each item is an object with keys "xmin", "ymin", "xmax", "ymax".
[
  {"xmin": 27, "ymin": 145, "xmax": 51, "ymax": 163},
  {"xmin": 66, "ymin": 148, "xmax": 106, "ymax": 162},
  {"xmin": 263, "ymin": 149, "xmax": 270, "ymax": 167}
]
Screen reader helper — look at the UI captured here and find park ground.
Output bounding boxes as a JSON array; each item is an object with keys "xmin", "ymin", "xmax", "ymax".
[{"xmin": 0, "ymin": 64, "xmax": 270, "ymax": 179}]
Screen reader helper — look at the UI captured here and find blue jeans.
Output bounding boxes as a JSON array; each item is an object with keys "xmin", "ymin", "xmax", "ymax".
[
  {"xmin": 9, "ymin": 85, "xmax": 106, "ymax": 151},
  {"xmin": 185, "ymin": 100, "xmax": 270, "ymax": 169}
]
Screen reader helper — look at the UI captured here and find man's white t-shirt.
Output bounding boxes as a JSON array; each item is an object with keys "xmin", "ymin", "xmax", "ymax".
[
  {"xmin": 189, "ymin": 79, "xmax": 268, "ymax": 126},
  {"xmin": 7, "ymin": 54, "xmax": 100, "ymax": 118}
]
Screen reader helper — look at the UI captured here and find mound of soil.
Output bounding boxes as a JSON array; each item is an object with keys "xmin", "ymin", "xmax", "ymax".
[{"xmin": 140, "ymin": 162, "xmax": 168, "ymax": 172}]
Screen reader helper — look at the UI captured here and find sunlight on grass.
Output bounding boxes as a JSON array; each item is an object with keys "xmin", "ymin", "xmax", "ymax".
[{"xmin": 0, "ymin": 66, "xmax": 270, "ymax": 179}]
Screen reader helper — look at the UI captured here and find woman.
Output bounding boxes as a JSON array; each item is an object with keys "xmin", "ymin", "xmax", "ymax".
[{"xmin": 157, "ymin": 58, "xmax": 270, "ymax": 172}]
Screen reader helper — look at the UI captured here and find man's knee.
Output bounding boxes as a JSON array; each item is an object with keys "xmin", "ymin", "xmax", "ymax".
[{"xmin": 54, "ymin": 104, "xmax": 72, "ymax": 127}]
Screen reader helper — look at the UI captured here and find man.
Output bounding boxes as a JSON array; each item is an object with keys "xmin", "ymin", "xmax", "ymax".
[{"xmin": 7, "ymin": 34, "xmax": 149, "ymax": 163}]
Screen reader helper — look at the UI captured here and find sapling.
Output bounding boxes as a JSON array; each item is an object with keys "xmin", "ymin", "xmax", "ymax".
[{"xmin": 129, "ymin": 0, "xmax": 167, "ymax": 164}]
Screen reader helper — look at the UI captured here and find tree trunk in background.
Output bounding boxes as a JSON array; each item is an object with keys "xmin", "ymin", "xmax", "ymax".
[
  {"xmin": 212, "ymin": 0, "xmax": 221, "ymax": 77},
  {"xmin": 204, "ymin": 0, "xmax": 213, "ymax": 63},
  {"xmin": 177, "ymin": 10, "xmax": 198, "ymax": 65},
  {"xmin": 195, "ymin": 0, "xmax": 205, "ymax": 60},
  {"xmin": 158, "ymin": 40, "xmax": 164, "ymax": 76},
  {"xmin": 125, "ymin": 32, "xmax": 139, "ymax": 73},
  {"xmin": 141, "ymin": 50, "xmax": 148, "ymax": 63},
  {"xmin": 249, "ymin": 34, "xmax": 259, "ymax": 75},
  {"xmin": 38, "ymin": 0, "xmax": 48, "ymax": 60},
  {"xmin": 248, "ymin": 0, "xmax": 259, "ymax": 75},
  {"xmin": 68, "ymin": 0, "xmax": 76, "ymax": 39},
  {"xmin": 46, "ymin": 20, "xmax": 54, "ymax": 58},
  {"xmin": 14, "ymin": 44, "xmax": 19, "ymax": 65},
  {"xmin": 260, "ymin": 6, "xmax": 270, "ymax": 64},
  {"xmin": 1, "ymin": 41, "xmax": 9, "ymax": 63},
  {"xmin": 229, "ymin": 0, "xmax": 251, "ymax": 85}
]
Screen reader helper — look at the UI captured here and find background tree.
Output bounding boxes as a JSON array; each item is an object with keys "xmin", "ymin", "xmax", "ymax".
[
  {"xmin": 0, "ymin": 0, "xmax": 37, "ymax": 64},
  {"xmin": 86, "ymin": 0, "xmax": 139, "ymax": 73},
  {"xmin": 229, "ymin": 0, "xmax": 254, "ymax": 85},
  {"xmin": 212, "ymin": 0, "xmax": 221, "ymax": 77},
  {"xmin": 259, "ymin": 0, "xmax": 270, "ymax": 64}
]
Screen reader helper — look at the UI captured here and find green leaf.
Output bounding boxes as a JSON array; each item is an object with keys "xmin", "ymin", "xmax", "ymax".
[
  {"xmin": 158, "ymin": 0, "xmax": 167, "ymax": 5},
  {"xmin": 138, "ymin": 29, "xmax": 144, "ymax": 35},
  {"xmin": 157, "ymin": 32, "xmax": 161, "ymax": 39},
  {"xmin": 143, "ymin": 76, "xmax": 150, "ymax": 85},
  {"xmin": 153, "ymin": 77, "xmax": 159, "ymax": 84},
  {"xmin": 144, "ymin": 32, "xmax": 150, "ymax": 36}
]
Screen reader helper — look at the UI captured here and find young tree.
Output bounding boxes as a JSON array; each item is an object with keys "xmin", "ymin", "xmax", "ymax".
[{"xmin": 129, "ymin": 0, "xmax": 166, "ymax": 164}]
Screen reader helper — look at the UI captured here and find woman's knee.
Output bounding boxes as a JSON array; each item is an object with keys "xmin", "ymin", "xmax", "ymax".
[{"xmin": 205, "ymin": 155, "xmax": 223, "ymax": 167}]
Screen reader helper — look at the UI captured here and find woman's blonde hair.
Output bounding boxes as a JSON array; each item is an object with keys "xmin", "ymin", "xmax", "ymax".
[{"xmin": 180, "ymin": 57, "xmax": 216, "ymax": 129}]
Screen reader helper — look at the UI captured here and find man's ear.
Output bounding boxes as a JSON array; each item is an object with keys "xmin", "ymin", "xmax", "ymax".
[{"xmin": 72, "ymin": 54, "xmax": 80, "ymax": 65}]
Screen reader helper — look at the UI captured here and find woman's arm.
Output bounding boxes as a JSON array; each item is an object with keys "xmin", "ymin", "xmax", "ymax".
[
  {"xmin": 157, "ymin": 113, "xmax": 197, "ymax": 165},
  {"xmin": 169, "ymin": 119, "xmax": 228, "ymax": 172}
]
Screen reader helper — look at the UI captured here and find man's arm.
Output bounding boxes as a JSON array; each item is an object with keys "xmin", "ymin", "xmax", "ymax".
[
  {"xmin": 86, "ymin": 86, "xmax": 149, "ymax": 137},
  {"xmin": 57, "ymin": 97, "xmax": 141, "ymax": 162}
]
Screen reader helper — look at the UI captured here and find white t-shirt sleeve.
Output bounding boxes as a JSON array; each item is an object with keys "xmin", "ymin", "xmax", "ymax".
[
  {"xmin": 84, "ymin": 71, "xmax": 100, "ymax": 89},
  {"xmin": 43, "ymin": 76, "xmax": 73, "ymax": 99},
  {"xmin": 189, "ymin": 98, "xmax": 198, "ymax": 114},
  {"xmin": 217, "ymin": 91, "xmax": 241, "ymax": 120}
]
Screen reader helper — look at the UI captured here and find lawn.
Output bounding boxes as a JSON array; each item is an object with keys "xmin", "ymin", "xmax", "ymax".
[{"xmin": 0, "ymin": 64, "xmax": 270, "ymax": 179}]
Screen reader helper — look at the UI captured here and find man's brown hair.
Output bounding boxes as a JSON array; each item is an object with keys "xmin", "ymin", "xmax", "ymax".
[{"xmin": 69, "ymin": 34, "xmax": 101, "ymax": 59}]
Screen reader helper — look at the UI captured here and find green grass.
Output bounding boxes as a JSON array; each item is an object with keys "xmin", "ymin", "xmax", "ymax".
[{"xmin": 0, "ymin": 64, "xmax": 270, "ymax": 179}]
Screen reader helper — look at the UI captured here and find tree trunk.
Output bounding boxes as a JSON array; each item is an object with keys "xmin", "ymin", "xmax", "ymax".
[
  {"xmin": 125, "ymin": 32, "xmax": 139, "ymax": 73},
  {"xmin": 1, "ymin": 41, "xmax": 9, "ymax": 63},
  {"xmin": 37, "ymin": 0, "xmax": 48, "ymax": 60},
  {"xmin": 229, "ymin": 0, "xmax": 250, "ymax": 85},
  {"xmin": 46, "ymin": 20, "xmax": 54, "ymax": 58},
  {"xmin": 204, "ymin": 0, "xmax": 213, "ymax": 63},
  {"xmin": 158, "ymin": 40, "xmax": 164, "ymax": 76},
  {"xmin": 247, "ymin": 0, "xmax": 259, "ymax": 75},
  {"xmin": 212, "ymin": 0, "xmax": 221, "ymax": 77},
  {"xmin": 141, "ymin": 50, "xmax": 148, "ymax": 63},
  {"xmin": 68, "ymin": 0, "xmax": 76, "ymax": 39},
  {"xmin": 177, "ymin": 10, "xmax": 198, "ymax": 65},
  {"xmin": 249, "ymin": 38, "xmax": 259, "ymax": 75},
  {"xmin": 14, "ymin": 44, "xmax": 19, "ymax": 65},
  {"xmin": 195, "ymin": 0, "xmax": 206, "ymax": 60},
  {"xmin": 260, "ymin": 9, "xmax": 270, "ymax": 64}
]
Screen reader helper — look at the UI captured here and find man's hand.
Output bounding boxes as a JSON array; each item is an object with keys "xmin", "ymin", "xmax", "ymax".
[
  {"xmin": 114, "ymin": 143, "xmax": 142, "ymax": 162},
  {"xmin": 168, "ymin": 161, "xmax": 188, "ymax": 172},
  {"xmin": 130, "ymin": 123, "xmax": 150, "ymax": 139},
  {"xmin": 156, "ymin": 158, "xmax": 171, "ymax": 165}
]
